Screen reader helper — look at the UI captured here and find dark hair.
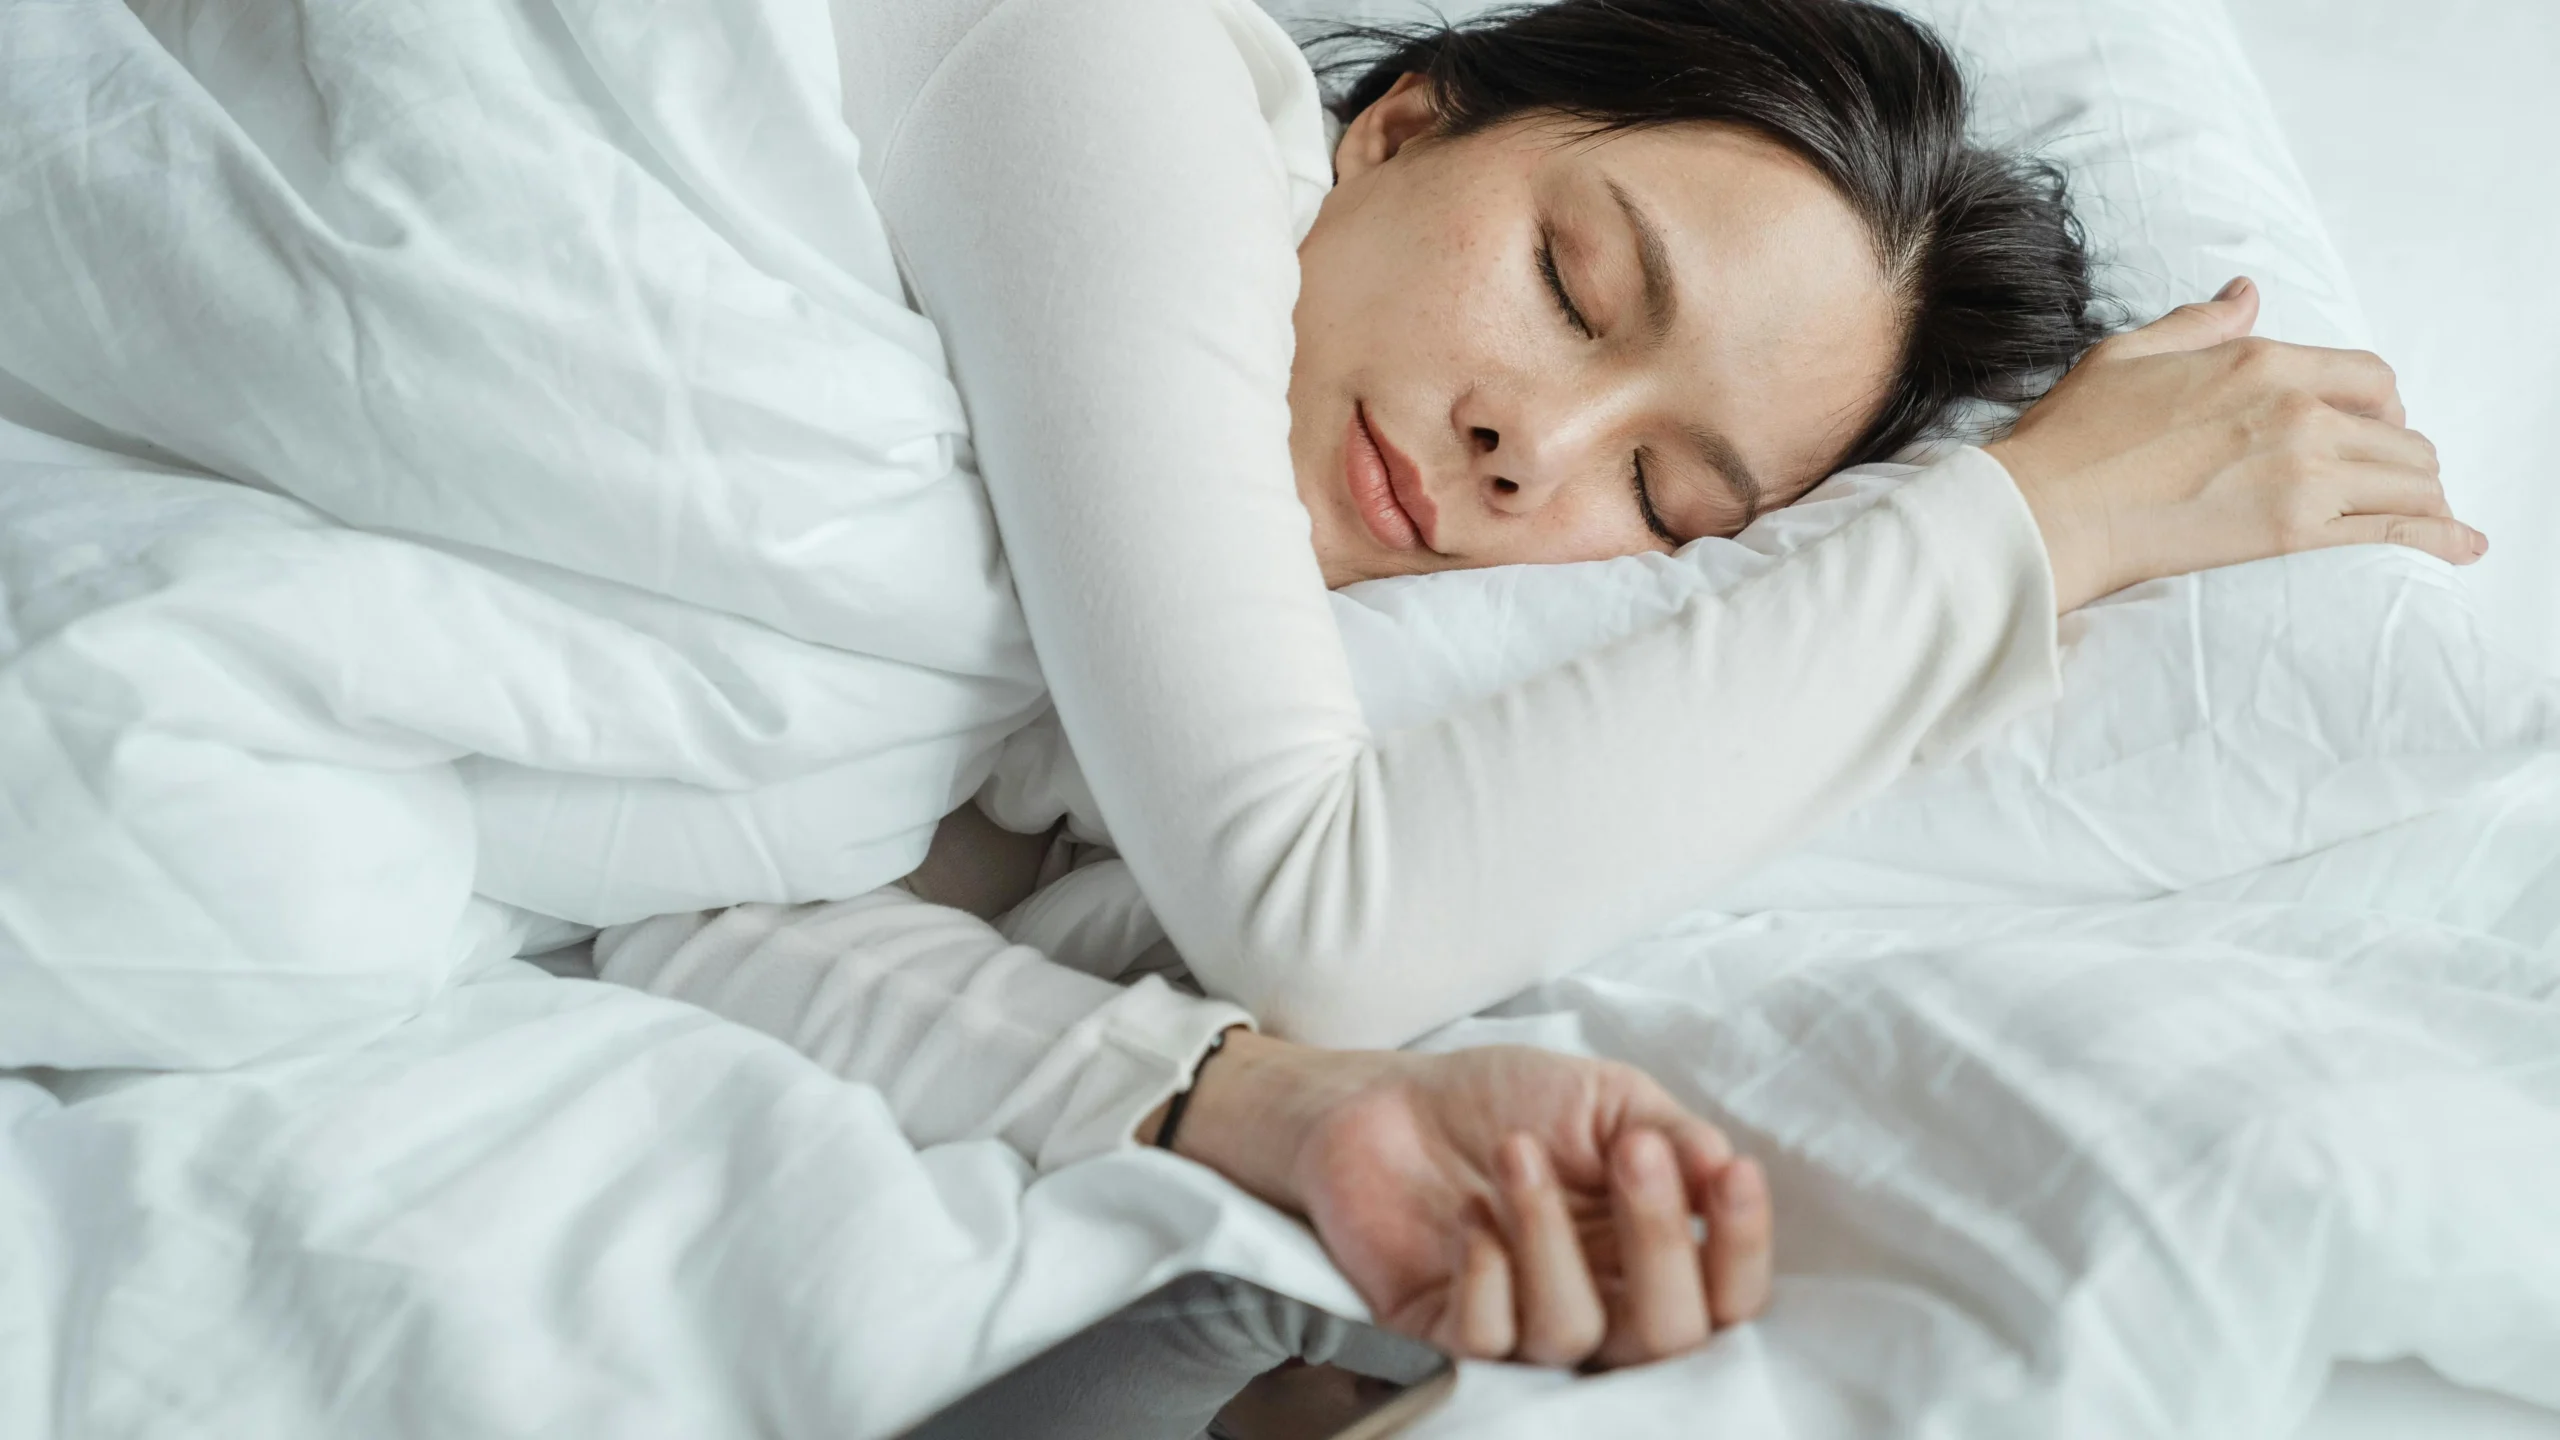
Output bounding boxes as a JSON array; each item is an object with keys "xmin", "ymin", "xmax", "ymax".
[{"xmin": 1311, "ymin": 0, "xmax": 2110, "ymax": 467}]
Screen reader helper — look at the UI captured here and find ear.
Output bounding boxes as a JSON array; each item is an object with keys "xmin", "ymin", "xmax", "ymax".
[{"xmin": 1333, "ymin": 72, "xmax": 1440, "ymax": 182}]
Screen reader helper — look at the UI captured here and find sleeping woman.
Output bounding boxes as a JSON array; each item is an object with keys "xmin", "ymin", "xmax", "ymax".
[{"xmin": 600, "ymin": 0, "xmax": 2478, "ymax": 1395}]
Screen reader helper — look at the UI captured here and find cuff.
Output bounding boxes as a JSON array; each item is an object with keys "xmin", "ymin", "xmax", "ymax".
[
  {"xmin": 1890, "ymin": 445, "xmax": 2064, "ymax": 765},
  {"xmin": 1030, "ymin": 976, "xmax": 1253, "ymax": 1171}
]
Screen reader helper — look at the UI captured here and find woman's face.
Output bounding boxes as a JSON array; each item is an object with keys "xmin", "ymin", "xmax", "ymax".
[{"xmin": 1291, "ymin": 76, "xmax": 1905, "ymax": 588}]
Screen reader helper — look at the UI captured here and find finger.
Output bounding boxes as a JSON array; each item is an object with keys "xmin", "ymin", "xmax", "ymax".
[
  {"xmin": 1613, "ymin": 1088, "xmax": 1736, "ymax": 1191},
  {"xmin": 2326, "ymin": 413, "xmax": 2440, "ymax": 476},
  {"xmin": 1651, "ymin": 1109, "xmax": 1746, "ymax": 1239},
  {"xmin": 2294, "ymin": 348, "xmax": 2404, "ymax": 425},
  {"xmin": 1497, "ymin": 1133, "xmax": 1607, "ymax": 1367},
  {"xmin": 1433, "ymin": 1222, "xmax": 1518, "ymax": 1360},
  {"xmin": 1596, "ymin": 1130, "xmax": 1712, "ymax": 1368},
  {"xmin": 1705, "ymin": 1157, "xmax": 1775, "ymax": 1328},
  {"xmin": 2235, "ymin": 341, "xmax": 2406, "ymax": 425},
  {"xmin": 1663, "ymin": 1115, "xmax": 1735, "ymax": 1179},
  {"xmin": 2322, "ymin": 511, "xmax": 2489, "ymax": 566},
  {"xmin": 2102, "ymin": 276, "xmax": 2259, "ymax": 361},
  {"xmin": 2329, "ymin": 458, "xmax": 2453, "ymax": 521}
]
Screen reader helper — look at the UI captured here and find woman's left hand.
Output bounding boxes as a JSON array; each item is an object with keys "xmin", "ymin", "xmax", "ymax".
[{"xmin": 1168, "ymin": 1031, "xmax": 1772, "ymax": 1368}]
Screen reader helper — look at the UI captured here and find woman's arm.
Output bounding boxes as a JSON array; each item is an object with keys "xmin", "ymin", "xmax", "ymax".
[
  {"xmin": 597, "ymin": 888, "xmax": 1776, "ymax": 1367},
  {"xmin": 870, "ymin": 0, "xmax": 2056, "ymax": 1047},
  {"xmin": 596, "ymin": 892, "xmax": 1249, "ymax": 1170}
]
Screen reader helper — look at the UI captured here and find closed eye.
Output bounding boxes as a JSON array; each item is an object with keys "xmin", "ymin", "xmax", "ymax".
[
  {"xmin": 1631, "ymin": 449, "xmax": 1679, "ymax": 544},
  {"xmin": 1541, "ymin": 224, "xmax": 1678, "ymax": 544},
  {"xmin": 1537, "ymin": 227, "xmax": 1594, "ymax": 339}
]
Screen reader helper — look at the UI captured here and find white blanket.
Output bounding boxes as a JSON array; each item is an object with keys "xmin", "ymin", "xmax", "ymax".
[
  {"xmin": 0, "ymin": 0, "xmax": 1045, "ymax": 1069},
  {"xmin": 0, "ymin": 952, "xmax": 1362, "ymax": 1437},
  {"xmin": 11, "ymin": 775, "xmax": 2557, "ymax": 1438},
  {"xmin": 4, "ymin": 0, "xmax": 2558, "ymax": 1436}
]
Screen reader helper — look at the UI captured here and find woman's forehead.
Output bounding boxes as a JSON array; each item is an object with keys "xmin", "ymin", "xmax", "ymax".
[{"xmin": 1551, "ymin": 130, "xmax": 1900, "ymax": 476}]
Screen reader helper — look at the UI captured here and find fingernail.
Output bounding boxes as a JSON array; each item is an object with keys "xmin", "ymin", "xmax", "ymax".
[
  {"xmin": 2471, "ymin": 529, "xmax": 2490, "ymax": 556},
  {"xmin": 2215, "ymin": 276, "xmax": 2250, "ymax": 301}
]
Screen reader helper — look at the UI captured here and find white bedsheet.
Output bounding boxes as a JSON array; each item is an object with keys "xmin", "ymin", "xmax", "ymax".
[
  {"xmin": 1394, "ymin": 889, "xmax": 2560, "ymax": 1438},
  {"xmin": 4, "ymin": 0, "xmax": 2558, "ymax": 1435},
  {"xmin": 2304, "ymin": 1361, "xmax": 2560, "ymax": 1440}
]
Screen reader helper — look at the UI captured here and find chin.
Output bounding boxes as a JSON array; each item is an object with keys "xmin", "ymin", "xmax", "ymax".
[{"xmin": 1314, "ymin": 540, "xmax": 1366, "ymax": 591}]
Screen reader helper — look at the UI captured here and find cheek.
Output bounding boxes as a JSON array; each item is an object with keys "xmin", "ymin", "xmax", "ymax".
[
  {"xmin": 1333, "ymin": 179, "xmax": 1540, "ymax": 372},
  {"xmin": 1487, "ymin": 487, "xmax": 1663, "ymax": 567},
  {"xmin": 1422, "ymin": 203, "xmax": 1549, "ymax": 354}
]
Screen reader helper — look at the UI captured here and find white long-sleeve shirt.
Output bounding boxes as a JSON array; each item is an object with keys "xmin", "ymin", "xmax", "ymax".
[
  {"xmin": 596, "ymin": 879, "xmax": 1245, "ymax": 1172},
  {"xmin": 602, "ymin": 0, "xmax": 2061, "ymax": 1170}
]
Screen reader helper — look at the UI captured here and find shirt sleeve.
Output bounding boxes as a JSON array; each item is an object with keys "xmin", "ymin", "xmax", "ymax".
[
  {"xmin": 870, "ymin": 0, "xmax": 2060, "ymax": 1049},
  {"xmin": 595, "ymin": 890, "xmax": 1251, "ymax": 1171}
]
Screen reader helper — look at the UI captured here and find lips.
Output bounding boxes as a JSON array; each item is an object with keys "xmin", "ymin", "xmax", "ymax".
[{"xmin": 1345, "ymin": 404, "xmax": 1438, "ymax": 552}]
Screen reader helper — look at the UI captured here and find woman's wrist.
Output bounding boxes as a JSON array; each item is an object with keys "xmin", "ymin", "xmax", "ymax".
[
  {"xmin": 1143, "ymin": 1028, "xmax": 1405, "ymax": 1213},
  {"xmin": 1141, "ymin": 1026, "xmax": 1244, "ymax": 1154},
  {"xmin": 1983, "ymin": 435, "xmax": 2119, "ymax": 614}
]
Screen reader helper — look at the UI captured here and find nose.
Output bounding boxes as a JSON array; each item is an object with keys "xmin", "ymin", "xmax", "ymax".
[{"xmin": 1454, "ymin": 382, "xmax": 1623, "ymax": 516}]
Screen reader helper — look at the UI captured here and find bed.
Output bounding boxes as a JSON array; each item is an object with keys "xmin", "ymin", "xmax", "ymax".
[{"xmin": 3, "ymin": 0, "xmax": 2554, "ymax": 1436}]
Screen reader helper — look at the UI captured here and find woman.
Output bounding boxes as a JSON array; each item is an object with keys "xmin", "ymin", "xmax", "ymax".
[{"xmin": 609, "ymin": 0, "xmax": 2478, "ymax": 1396}]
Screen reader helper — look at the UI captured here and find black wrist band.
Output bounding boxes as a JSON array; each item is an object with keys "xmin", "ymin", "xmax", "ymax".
[{"xmin": 1154, "ymin": 1028, "xmax": 1231, "ymax": 1152}]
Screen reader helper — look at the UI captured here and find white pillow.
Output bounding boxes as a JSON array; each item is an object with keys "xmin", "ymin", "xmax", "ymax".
[{"xmin": 1335, "ymin": 472, "xmax": 2560, "ymax": 911}]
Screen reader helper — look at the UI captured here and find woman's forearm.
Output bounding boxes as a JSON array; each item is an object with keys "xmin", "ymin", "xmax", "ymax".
[{"xmin": 595, "ymin": 891, "xmax": 1249, "ymax": 1171}]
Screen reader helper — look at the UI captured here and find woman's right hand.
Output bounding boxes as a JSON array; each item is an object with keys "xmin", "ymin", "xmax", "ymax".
[
  {"xmin": 1168, "ymin": 1031, "xmax": 1771, "ymax": 1370},
  {"xmin": 1987, "ymin": 277, "xmax": 2485, "ymax": 613}
]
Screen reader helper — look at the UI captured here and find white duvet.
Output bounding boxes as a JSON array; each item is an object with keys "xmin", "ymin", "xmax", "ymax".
[
  {"xmin": 3, "ymin": 1, "xmax": 2557, "ymax": 1438},
  {"xmin": 0, "ymin": 0, "xmax": 1051, "ymax": 1071}
]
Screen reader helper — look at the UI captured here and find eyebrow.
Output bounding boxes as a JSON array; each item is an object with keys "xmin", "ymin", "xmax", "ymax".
[
  {"xmin": 1606, "ymin": 176, "xmax": 1677, "ymax": 341},
  {"xmin": 1682, "ymin": 422, "xmax": 1767, "ymax": 529}
]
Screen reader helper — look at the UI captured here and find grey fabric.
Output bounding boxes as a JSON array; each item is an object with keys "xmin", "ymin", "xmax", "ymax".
[{"xmin": 900, "ymin": 1274, "xmax": 1438, "ymax": 1440}]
